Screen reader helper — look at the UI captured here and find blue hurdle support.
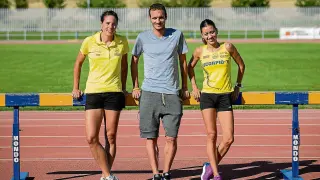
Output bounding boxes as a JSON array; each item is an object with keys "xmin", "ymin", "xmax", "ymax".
[
  {"xmin": 280, "ymin": 104, "xmax": 303, "ymax": 180},
  {"xmin": 12, "ymin": 106, "xmax": 29, "ymax": 180}
]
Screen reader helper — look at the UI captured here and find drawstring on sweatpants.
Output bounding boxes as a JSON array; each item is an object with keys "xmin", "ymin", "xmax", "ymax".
[{"xmin": 161, "ymin": 93, "xmax": 166, "ymax": 106}]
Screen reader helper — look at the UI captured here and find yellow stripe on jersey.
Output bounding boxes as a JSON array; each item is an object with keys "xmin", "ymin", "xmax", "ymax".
[
  {"xmin": 80, "ymin": 32, "xmax": 129, "ymax": 93},
  {"xmin": 200, "ymin": 43, "xmax": 233, "ymax": 94}
]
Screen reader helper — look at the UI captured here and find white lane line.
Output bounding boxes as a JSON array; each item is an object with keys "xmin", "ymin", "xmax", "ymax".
[
  {"xmin": 1, "ymin": 117, "xmax": 319, "ymax": 121},
  {"xmin": 1, "ymin": 110, "xmax": 318, "ymax": 114},
  {"xmin": 1, "ymin": 145, "xmax": 319, "ymax": 148},
  {"xmin": 1, "ymin": 157, "xmax": 319, "ymax": 161},
  {"xmin": 0, "ymin": 134, "xmax": 319, "ymax": 138}
]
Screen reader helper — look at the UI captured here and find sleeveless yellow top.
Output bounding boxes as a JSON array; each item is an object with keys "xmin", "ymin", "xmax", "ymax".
[{"xmin": 200, "ymin": 43, "xmax": 233, "ymax": 94}]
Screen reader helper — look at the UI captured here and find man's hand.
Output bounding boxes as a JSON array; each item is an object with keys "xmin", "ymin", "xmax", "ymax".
[
  {"xmin": 132, "ymin": 88, "xmax": 141, "ymax": 100},
  {"xmin": 180, "ymin": 89, "xmax": 190, "ymax": 101}
]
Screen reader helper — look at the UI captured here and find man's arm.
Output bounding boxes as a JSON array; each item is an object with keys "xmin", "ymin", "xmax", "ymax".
[
  {"xmin": 131, "ymin": 55, "xmax": 140, "ymax": 89},
  {"xmin": 177, "ymin": 32, "xmax": 189, "ymax": 100},
  {"xmin": 130, "ymin": 55, "xmax": 141, "ymax": 99},
  {"xmin": 179, "ymin": 54, "xmax": 188, "ymax": 91}
]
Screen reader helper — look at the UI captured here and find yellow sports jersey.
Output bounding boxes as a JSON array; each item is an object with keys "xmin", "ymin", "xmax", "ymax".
[
  {"xmin": 80, "ymin": 32, "xmax": 128, "ymax": 93},
  {"xmin": 200, "ymin": 43, "xmax": 233, "ymax": 93}
]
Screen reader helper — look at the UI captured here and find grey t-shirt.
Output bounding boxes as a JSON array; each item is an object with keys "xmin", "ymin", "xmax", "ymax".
[{"xmin": 132, "ymin": 28, "xmax": 188, "ymax": 95}]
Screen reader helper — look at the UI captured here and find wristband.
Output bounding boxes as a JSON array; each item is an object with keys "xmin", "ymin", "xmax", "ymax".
[{"xmin": 235, "ymin": 83, "xmax": 243, "ymax": 88}]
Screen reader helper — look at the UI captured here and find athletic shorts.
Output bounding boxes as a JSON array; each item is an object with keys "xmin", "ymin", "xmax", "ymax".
[
  {"xmin": 139, "ymin": 91, "xmax": 183, "ymax": 138},
  {"xmin": 85, "ymin": 92, "xmax": 125, "ymax": 111},
  {"xmin": 200, "ymin": 92, "xmax": 233, "ymax": 112}
]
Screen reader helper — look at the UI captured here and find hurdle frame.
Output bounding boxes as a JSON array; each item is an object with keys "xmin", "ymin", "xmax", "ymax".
[{"xmin": 1, "ymin": 91, "xmax": 320, "ymax": 180}]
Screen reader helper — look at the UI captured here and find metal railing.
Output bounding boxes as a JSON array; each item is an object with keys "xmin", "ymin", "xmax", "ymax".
[{"xmin": 0, "ymin": 8, "xmax": 319, "ymax": 40}]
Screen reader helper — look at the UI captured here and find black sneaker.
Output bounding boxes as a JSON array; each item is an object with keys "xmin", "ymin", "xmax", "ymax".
[
  {"xmin": 153, "ymin": 174, "xmax": 162, "ymax": 180},
  {"xmin": 162, "ymin": 172, "xmax": 171, "ymax": 180}
]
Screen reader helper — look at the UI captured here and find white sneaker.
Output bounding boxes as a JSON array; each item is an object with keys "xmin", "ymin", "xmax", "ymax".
[{"xmin": 101, "ymin": 174, "xmax": 119, "ymax": 180}]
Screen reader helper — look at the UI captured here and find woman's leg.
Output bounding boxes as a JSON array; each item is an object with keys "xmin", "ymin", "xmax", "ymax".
[
  {"xmin": 216, "ymin": 111, "xmax": 234, "ymax": 164},
  {"xmin": 104, "ymin": 110, "xmax": 121, "ymax": 169},
  {"xmin": 201, "ymin": 108, "xmax": 219, "ymax": 177},
  {"xmin": 85, "ymin": 109, "xmax": 111, "ymax": 177}
]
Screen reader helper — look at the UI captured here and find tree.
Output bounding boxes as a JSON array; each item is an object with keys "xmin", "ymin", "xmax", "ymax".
[
  {"xmin": 181, "ymin": 0, "xmax": 212, "ymax": 7},
  {"xmin": 77, "ymin": 0, "xmax": 126, "ymax": 8},
  {"xmin": 231, "ymin": 0, "xmax": 270, "ymax": 7},
  {"xmin": 138, "ymin": 0, "xmax": 172, "ymax": 7},
  {"xmin": 43, "ymin": 0, "xmax": 66, "ymax": 8},
  {"xmin": 137, "ymin": 0, "xmax": 213, "ymax": 7},
  {"xmin": 0, "ymin": 0, "xmax": 11, "ymax": 8},
  {"xmin": 295, "ymin": 0, "xmax": 320, "ymax": 7},
  {"xmin": 15, "ymin": 0, "xmax": 28, "ymax": 8}
]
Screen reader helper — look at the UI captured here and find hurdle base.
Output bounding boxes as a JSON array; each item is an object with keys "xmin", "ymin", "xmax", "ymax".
[
  {"xmin": 280, "ymin": 169, "xmax": 303, "ymax": 180},
  {"xmin": 11, "ymin": 172, "xmax": 29, "ymax": 180}
]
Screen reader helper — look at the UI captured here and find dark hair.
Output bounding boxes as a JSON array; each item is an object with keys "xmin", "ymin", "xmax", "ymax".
[
  {"xmin": 100, "ymin": 10, "xmax": 118, "ymax": 24},
  {"xmin": 200, "ymin": 19, "xmax": 218, "ymax": 33},
  {"xmin": 200, "ymin": 19, "xmax": 218, "ymax": 44},
  {"xmin": 149, "ymin": 3, "xmax": 167, "ymax": 18}
]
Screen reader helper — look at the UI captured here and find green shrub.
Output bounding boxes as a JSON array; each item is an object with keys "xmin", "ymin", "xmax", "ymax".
[
  {"xmin": 77, "ymin": 0, "xmax": 126, "ymax": 8},
  {"xmin": 0, "ymin": 0, "xmax": 11, "ymax": 8},
  {"xmin": 15, "ymin": 0, "xmax": 28, "ymax": 8},
  {"xmin": 138, "ymin": 0, "xmax": 212, "ymax": 7},
  {"xmin": 295, "ymin": 0, "xmax": 320, "ymax": 7},
  {"xmin": 231, "ymin": 0, "xmax": 270, "ymax": 7},
  {"xmin": 43, "ymin": 0, "xmax": 66, "ymax": 8}
]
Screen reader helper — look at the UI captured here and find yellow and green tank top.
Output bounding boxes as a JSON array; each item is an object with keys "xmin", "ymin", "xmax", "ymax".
[{"xmin": 200, "ymin": 43, "xmax": 233, "ymax": 94}]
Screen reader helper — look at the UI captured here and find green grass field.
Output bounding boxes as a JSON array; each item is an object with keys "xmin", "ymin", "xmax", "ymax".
[{"xmin": 0, "ymin": 42, "xmax": 319, "ymax": 110}]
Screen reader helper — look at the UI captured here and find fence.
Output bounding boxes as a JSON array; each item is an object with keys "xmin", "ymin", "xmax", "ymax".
[
  {"xmin": 1, "ymin": 91, "xmax": 320, "ymax": 180},
  {"xmin": 0, "ymin": 8, "xmax": 319, "ymax": 40}
]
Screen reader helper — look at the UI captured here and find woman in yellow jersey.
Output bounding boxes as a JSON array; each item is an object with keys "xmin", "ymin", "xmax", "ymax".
[
  {"xmin": 72, "ymin": 10, "xmax": 128, "ymax": 180},
  {"xmin": 188, "ymin": 19, "xmax": 245, "ymax": 180}
]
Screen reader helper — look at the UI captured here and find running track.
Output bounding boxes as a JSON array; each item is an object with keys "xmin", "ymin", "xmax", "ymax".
[{"xmin": 0, "ymin": 110, "xmax": 319, "ymax": 180}]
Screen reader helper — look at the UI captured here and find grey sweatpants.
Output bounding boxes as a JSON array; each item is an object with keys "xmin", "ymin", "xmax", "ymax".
[{"xmin": 139, "ymin": 90, "xmax": 183, "ymax": 138}]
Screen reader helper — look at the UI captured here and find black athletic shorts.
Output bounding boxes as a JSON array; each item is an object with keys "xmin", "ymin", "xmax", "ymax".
[
  {"xmin": 85, "ymin": 92, "xmax": 125, "ymax": 111},
  {"xmin": 200, "ymin": 92, "xmax": 233, "ymax": 112}
]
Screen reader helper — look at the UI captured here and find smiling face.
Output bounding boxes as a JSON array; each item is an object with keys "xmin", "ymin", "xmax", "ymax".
[
  {"xmin": 201, "ymin": 25, "xmax": 218, "ymax": 45},
  {"xmin": 149, "ymin": 9, "xmax": 166, "ymax": 31},
  {"xmin": 101, "ymin": 15, "xmax": 117, "ymax": 36}
]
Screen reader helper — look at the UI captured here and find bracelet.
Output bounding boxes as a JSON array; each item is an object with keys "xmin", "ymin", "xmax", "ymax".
[
  {"xmin": 133, "ymin": 87, "xmax": 140, "ymax": 91},
  {"xmin": 235, "ymin": 83, "xmax": 243, "ymax": 88}
]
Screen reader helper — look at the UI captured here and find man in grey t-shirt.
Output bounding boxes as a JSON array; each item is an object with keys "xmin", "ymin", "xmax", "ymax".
[{"xmin": 131, "ymin": 3, "xmax": 189, "ymax": 180}]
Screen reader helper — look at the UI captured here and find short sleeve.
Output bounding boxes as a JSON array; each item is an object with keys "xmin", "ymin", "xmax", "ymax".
[
  {"xmin": 177, "ymin": 32, "xmax": 188, "ymax": 55},
  {"xmin": 80, "ymin": 37, "xmax": 90, "ymax": 55},
  {"xmin": 122, "ymin": 37, "xmax": 129, "ymax": 55},
  {"xmin": 132, "ymin": 34, "xmax": 143, "ymax": 57}
]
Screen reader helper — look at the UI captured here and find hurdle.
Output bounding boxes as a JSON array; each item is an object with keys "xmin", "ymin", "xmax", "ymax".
[{"xmin": 1, "ymin": 91, "xmax": 319, "ymax": 180}]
